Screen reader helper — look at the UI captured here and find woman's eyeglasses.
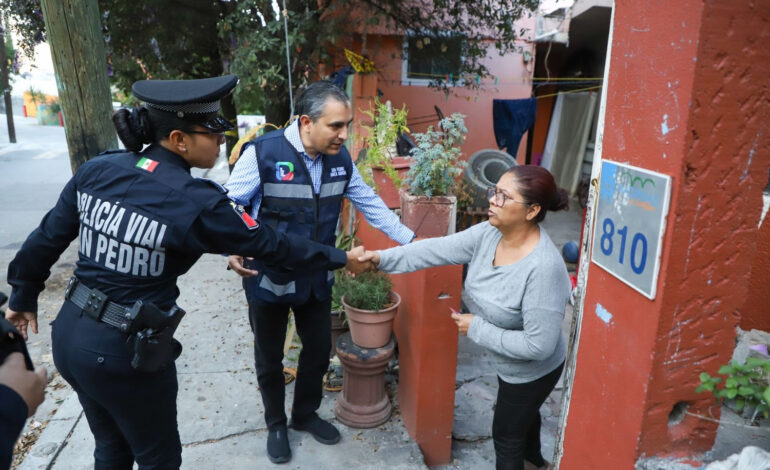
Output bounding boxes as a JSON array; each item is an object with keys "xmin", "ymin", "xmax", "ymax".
[{"xmin": 487, "ymin": 187, "xmax": 530, "ymax": 207}]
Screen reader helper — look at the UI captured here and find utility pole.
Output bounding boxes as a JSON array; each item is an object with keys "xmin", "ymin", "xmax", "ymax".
[
  {"xmin": 1, "ymin": 23, "xmax": 17, "ymax": 144},
  {"xmin": 40, "ymin": 0, "xmax": 116, "ymax": 173}
]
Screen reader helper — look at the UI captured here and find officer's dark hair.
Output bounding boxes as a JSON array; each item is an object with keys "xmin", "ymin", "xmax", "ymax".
[
  {"xmin": 503, "ymin": 165, "xmax": 569, "ymax": 223},
  {"xmin": 295, "ymin": 80, "xmax": 350, "ymax": 123},
  {"xmin": 113, "ymin": 106, "xmax": 213, "ymax": 152}
]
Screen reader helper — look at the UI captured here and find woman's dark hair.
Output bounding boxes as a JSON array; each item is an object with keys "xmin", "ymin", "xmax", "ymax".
[
  {"xmin": 113, "ymin": 106, "xmax": 213, "ymax": 152},
  {"xmin": 503, "ymin": 165, "xmax": 569, "ymax": 223}
]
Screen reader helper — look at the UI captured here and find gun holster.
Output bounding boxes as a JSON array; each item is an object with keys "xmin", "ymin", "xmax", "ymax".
[
  {"xmin": 126, "ymin": 302, "xmax": 185, "ymax": 373},
  {"xmin": 128, "ymin": 328, "xmax": 182, "ymax": 373}
]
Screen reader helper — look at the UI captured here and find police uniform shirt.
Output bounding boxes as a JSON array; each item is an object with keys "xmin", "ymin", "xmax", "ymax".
[{"xmin": 7, "ymin": 144, "xmax": 347, "ymax": 313}]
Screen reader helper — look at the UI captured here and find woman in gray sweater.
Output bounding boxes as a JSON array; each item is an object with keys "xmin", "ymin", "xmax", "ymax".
[{"xmin": 361, "ymin": 165, "xmax": 571, "ymax": 470}]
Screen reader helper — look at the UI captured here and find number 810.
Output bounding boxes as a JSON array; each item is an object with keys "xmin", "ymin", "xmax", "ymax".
[{"xmin": 599, "ymin": 218, "xmax": 648, "ymax": 275}]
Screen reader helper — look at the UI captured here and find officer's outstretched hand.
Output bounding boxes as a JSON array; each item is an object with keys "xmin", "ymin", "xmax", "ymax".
[
  {"xmin": 4, "ymin": 309, "xmax": 37, "ymax": 341},
  {"xmin": 357, "ymin": 250, "xmax": 380, "ymax": 268},
  {"xmin": 228, "ymin": 255, "xmax": 260, "ymax": 278},
  {"xmin": 0, "ymin": 353, "xmax": 47, "ymax": 417},
  {"xmin": 346, "ymin": 246, "xmax": 374, "ymax": 274}
]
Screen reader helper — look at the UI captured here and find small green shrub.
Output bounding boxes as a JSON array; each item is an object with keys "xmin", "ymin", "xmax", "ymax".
[
  {"xmin": 696, "ymin": 357, "xmax": 770, "ymax": 422},
  {"xmin": 336, "ymin": 271, "xmax": 393, "ymax": 312},
  {"xmin": 405, "ymin": 113, "xmax": 468, "ymax": 197}
]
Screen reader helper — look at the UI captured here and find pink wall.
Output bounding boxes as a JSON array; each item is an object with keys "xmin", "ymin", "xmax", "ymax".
[{"xmin": 352, "ymin": 27, "xmax": 535, "ymax": 164}]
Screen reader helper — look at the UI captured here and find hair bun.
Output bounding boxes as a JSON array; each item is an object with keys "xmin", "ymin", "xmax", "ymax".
[
  {"xmin": 112, "ymin": 107, "xmax": 152, "ymax": 152},
  {"xmin": 552, "ymin": 188, "xmax": 570, "ymax": 212}
]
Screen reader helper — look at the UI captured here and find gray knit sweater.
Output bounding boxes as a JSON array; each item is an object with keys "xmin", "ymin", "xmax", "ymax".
[{"xmin": 378, "ymin": 222, "xmax": 570, "ymax": 383}]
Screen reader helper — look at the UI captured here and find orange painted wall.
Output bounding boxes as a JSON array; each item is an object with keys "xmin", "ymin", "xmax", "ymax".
[{"xmin": 560, "ymin": 1, "xmax": 770, "ymax": 467}]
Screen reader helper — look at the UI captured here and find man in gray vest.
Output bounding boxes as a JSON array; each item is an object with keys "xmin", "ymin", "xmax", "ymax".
[{"xmin": 226, "ymin": 81, "xmax": 414, "ymax": 464}]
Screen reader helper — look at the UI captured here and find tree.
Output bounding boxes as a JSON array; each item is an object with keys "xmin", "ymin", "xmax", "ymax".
[
  {"xmin": 1, "ymin": 21, "xmax": 18, "ymax": 143},
  {"xmin": 2, "ymin": 0, "xmax": 243, "ymax": 154},
  {"xmin": 221, "ymin": 0, "xmax": 538, "ymax": 126}
]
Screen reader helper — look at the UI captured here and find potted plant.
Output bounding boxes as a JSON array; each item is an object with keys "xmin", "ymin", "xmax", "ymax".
[
  {"xmin": 357, "ymin": 97, "xmax": 411, "ymax": 208},
  {"xmin": 400, "ymin": 113, "xmax": 468, "ymax": 238},
  {"xmin": 336, "ymin": 270, "xmax": 400, "ymax": 349}
]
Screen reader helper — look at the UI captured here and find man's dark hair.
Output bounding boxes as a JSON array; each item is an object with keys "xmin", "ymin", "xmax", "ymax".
[{"xmin": 295, "ymin": 80, "xmax": 351, "ymax": 122}]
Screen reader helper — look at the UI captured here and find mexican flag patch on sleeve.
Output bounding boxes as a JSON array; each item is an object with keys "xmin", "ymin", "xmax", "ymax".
[
  {"xmin": 230, "ymin": 202, "xmax": 259, "ymax": 229},
  {"xmin": 136, "ymin": 157, "xmax": 159, "ymax": 172}
]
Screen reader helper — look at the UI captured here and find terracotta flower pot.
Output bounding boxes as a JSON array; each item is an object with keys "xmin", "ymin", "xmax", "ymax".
[
  {"xmin": 399, "ymin": 189, "xmax": 457, "ymax": 238},
  {"xmin": 342, "ymin": 291, "xmax": 400, "ymax": 348},
  {"xmin": 371, "ymin": 156, "xmax": 412, "ymax": 209}
]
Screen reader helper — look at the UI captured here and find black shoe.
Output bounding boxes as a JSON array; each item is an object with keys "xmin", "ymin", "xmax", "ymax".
[
  {"xmin": 289, "ymin": 415, "xmax": 341, "ymax": 445},
  {"xmin": 267, "ymin": 425, "xmax": 291, "ymax": 464}
]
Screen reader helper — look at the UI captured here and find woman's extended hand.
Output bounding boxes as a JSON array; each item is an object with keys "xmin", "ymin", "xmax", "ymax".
[{"xmin": 451, "ymin": 312, "xmax": 474, "ymax": 335}]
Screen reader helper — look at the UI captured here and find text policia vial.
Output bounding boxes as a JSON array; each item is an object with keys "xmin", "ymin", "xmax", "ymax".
[{"xmin": 76, "ymin": 190, "xmax": 167, "ymax": 277}]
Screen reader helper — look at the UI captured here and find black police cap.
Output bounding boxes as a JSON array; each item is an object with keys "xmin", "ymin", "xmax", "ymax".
[{"xmin": 132, "ymin": 75, "xmax": 238, "ymax": 132}]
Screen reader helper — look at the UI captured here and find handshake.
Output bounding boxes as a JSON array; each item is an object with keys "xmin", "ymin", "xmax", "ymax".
[
  {"xmin": 344, "ymin": 246, "xmax": 380, "ymax": 275},
  {"xmin": 228, "ymin": 247, "xmax": 381, "ymax": 277}
]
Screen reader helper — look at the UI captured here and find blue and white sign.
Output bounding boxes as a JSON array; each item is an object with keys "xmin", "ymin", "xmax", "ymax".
[{"xmin": 591, "ymin": 161, "xmax": 671, "ymax": 299}]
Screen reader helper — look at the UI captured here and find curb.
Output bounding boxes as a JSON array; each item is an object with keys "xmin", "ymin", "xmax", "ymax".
[{"xmin": 18, "ymin": 392, "xmax": 83, "ymax": 470}]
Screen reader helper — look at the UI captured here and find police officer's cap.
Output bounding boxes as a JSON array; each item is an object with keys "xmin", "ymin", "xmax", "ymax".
[{"xmin": 132, "ymin": 75, "xmax": 238, "ymax": 133}]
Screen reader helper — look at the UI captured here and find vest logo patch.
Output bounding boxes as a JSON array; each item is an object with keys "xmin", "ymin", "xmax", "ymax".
[
  {"xmin": 276, "ymin": 162, "xmax": 295, "ymax": 181},
  {"xmin": 230, "ymin": 202, "xmax": 259, "ymax": 230},
  {"xmin": 330, "ymin": 166, "xmax": 346, "ymax": 177},
  {"xmin": 136, "ymin": 157, "xmax": 159, "ymax": 172}
]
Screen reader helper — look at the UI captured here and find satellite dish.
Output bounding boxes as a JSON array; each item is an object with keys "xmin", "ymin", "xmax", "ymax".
[{"xmin": 463, "ymin": 149, "xmax": 518, "ymax": 208}]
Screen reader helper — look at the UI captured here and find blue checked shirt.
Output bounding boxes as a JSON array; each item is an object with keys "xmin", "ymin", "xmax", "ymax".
[{"xmin": 225, "ymin": 120, "xmax": 415, "ymax": 245}]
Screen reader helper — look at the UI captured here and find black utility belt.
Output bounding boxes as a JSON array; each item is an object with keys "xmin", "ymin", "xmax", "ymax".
[
  {"xmin": 64, "ymin": 277, "xmax": 186, "ymax": 372},
  {"xmin": 65, "ymin": 277, "xmax": 139, "ymax": 332},
  {"xmin": 64, "ymin": 277, "xmax": 185, "ymax": 334}
]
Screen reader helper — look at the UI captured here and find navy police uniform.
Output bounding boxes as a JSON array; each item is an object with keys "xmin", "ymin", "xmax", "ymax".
[
  {"xmin": 239, "ymin": 130, "xmax": 352, "ymax": 432},
  {"xmin": 6, "ymin": 76, "xmax": 347, "ymax": 470}
]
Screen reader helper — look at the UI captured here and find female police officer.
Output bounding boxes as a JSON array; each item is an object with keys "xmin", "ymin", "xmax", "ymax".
[{"xmin": 4, "ymin": 75, "xmax": 369, "ymax": 470}]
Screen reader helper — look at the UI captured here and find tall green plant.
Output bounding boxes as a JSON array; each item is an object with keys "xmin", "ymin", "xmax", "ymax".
[
  {"xmin": 696, "ymin": 357, "xmax": 770, "ymax": 422},
  {"xmin": 405, "ymin": 113, "xmax": 468, "ymax": 197},
  {"xmin": 336, "ymin": 271, "xmax": 393, "ymax": 312},
  {"xmin": 357, "ymin": 97, "xmax": 410, "ymax": 189}
]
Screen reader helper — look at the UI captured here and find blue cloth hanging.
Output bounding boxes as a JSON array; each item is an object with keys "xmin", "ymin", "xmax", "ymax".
[
  {"xmin": 329, "ymin": 66, "xmax": 355, "ymax": 90},
  {"xmin": 493, "ymin": 98, "xmax": 537, "ymax": 156}
]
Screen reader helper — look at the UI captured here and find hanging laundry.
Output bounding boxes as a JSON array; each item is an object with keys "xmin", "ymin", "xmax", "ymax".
[
  {"xmin": 492, "ymin": 98, "xmax": 537, "ymax": 157},
  {"xmin": 329, "ymin": 65, "xmax": 355, "ymax": 89}
]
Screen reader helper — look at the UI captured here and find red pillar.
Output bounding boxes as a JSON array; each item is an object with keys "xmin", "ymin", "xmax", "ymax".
[
  {"xmin": 561, "ymin": 1, "xmax": 770, "ymax": 468},
  {"xmin": 391, "ymin": 266, "xmax": 462, "ymax": 466}
]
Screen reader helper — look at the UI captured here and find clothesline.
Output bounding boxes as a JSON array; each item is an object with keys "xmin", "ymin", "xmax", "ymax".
[{"xmin": 536, "ymin": 85, "xmax": 602, "ymax": 100}]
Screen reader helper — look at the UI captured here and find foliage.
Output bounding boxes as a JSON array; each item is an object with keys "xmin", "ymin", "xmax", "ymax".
[
  {"xmin": 45, "ymin": 96, "xmax": 60, "ymax": 114},
  {"xmin": 405, "ymin": 113, "xmax": 468, "ymax": 197},
  {"xmin": 696, "ymin": 357, "xmax": 770, "ymax": 423},
  {"xmin": 357, "ymin": 97, "xmax": 410, "ymax": 189},
  {"xmin": 336, "ymin": 270, "xmax": 393, "ymax": 312},
  {"xmin": 331, "ymin": 218, "xmax": 359, "ymax": 312},
  {"xmin": 26, "ymin": 86, "xmax": 44, "ymax": 104},
  {"xmin": 220, "ymin": 0, "xmax": 537, "ymax": 126},
  {"xmin": 4, "ymin": 0, "xmax": 537, "ymax": 131},
  {"xmin": 0, "ymin": 0, "xmax": 45, "ymax": 60}
]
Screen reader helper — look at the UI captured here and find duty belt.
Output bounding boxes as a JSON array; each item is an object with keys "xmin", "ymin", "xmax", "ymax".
[{"xmin": 64, "ymin": 277, "xmax": 138, "ymax": 332}]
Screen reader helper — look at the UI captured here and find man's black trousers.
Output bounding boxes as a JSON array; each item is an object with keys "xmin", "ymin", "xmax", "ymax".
[{"xmin": 247, "ymin": 295, "xmax": 332, "ymax": 430}]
